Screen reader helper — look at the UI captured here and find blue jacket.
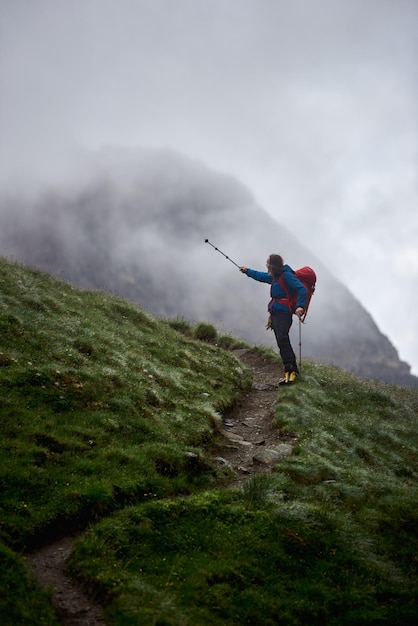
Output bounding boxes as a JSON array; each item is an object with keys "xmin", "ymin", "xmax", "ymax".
[{"xmin": 245, "ymin": 264, "xmax": 307, "ymax": 314}]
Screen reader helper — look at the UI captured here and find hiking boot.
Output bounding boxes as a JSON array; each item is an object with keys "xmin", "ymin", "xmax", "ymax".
[{"xmin": 279, "ymin": 371, "xmax": 299, "ymax": 385}]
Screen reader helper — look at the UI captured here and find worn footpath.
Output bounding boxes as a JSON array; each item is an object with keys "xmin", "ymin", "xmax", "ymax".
[{"xmin": 27, "ymin": 348, "xmax": 297, "ymax": 625}]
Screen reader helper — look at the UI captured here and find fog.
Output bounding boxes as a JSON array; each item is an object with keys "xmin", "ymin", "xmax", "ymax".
[{"xmin": 0, "ymin": 0, "xmax": 417, "ymax": 374}]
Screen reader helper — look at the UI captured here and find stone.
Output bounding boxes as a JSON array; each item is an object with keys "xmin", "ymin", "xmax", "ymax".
[{"xmin": 253, "ymin": 444, "xmax": 293, "ymax": 465}]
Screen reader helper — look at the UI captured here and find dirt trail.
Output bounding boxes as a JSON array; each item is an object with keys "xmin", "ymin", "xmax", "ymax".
[
  {"xmin": 27, "ymin": 348, "xmax": 295, "ymax": 625},
  {"xmin": 212, "ymin": 348, "xmax": 297, "ymax": 486},
  {"xmin": 28, "ymin": 536, "xmax": 106, "ymax": 625}
]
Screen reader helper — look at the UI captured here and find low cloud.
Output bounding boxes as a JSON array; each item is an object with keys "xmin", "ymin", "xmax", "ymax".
[{"xmin": 0, "ymin": 0, "xmax": 417, "ymax": 372}]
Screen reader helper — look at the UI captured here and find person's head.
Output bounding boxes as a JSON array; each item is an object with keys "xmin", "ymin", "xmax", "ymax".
[{"xmin": 266, "ymin": 254, "xmax": 284, "ymax": 277}]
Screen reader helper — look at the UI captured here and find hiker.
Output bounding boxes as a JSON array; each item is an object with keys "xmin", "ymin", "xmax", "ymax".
[{"xmin": 240, "ymin": 254, "xmax": 307, "ymax": 385}]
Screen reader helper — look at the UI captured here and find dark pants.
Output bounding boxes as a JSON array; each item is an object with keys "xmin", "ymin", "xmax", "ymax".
[{"xmin": 271, "ymin": 312, "xmax": 298, "ymax": 372}]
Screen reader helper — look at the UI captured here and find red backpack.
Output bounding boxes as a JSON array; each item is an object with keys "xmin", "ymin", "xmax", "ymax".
[{"xmin": 278, "ymin": 266, "xmax": 317, "ymax": 322}]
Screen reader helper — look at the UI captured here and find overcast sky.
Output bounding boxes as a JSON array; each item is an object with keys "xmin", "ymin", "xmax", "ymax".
[{"xmin": 1, "ymin": 0, "xmax": 417, "ymax": 374}]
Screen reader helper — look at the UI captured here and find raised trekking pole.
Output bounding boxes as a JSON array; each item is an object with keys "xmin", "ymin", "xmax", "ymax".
[{"xmin": 204, "ymin": 239, "xmax": 240, "ymax": 268}]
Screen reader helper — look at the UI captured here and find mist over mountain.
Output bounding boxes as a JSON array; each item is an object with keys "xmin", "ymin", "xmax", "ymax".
[{"xmin": 1, "ymin": 147, "xmax": 416, "ymax": 388}]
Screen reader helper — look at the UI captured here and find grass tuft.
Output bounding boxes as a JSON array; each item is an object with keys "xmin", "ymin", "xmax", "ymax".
[{"xmin": 193, "ymin": 321, "xmax": 218, "ymax": 342}]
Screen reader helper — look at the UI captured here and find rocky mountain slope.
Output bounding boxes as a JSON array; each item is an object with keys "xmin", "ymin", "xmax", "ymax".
[{"xmin": 0, "ymin": 147, "xmax": 416, "ymax": 387}]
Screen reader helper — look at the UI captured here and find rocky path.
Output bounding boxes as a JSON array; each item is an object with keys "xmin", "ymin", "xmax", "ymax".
[
  {"xmin": 212, "ymin": 348, "xmax": 297, "ymax": 486},
  {"xmin": 27, "ymin": 348, "xmax": 296, "ymax": 625}
]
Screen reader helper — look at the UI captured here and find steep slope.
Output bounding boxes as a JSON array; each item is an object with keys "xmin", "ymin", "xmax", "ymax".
[
  {"xmin": 1, "ymin": 257, "xmax": 418, "ymax": 625},
  {"xmin": 0, "ymin": 147, "xmax": 416, "ymax": 387}
]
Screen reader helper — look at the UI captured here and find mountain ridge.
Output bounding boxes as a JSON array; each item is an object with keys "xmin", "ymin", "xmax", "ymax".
[{"xmin": 0, "ymin": 147, "xmax": 416, "ymax": 388}]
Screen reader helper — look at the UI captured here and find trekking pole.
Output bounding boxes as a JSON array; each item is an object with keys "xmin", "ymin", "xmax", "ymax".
[
  {"xmin": 298, "ymin": 318, "xmax": 302, "ymax": 379},
  {"xmin": 204, "ymin": 239, "xmax": 240, "ymax": 268}
]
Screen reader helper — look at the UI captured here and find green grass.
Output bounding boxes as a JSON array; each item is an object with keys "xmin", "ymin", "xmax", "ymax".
[
  {"xmin": 0, "ymin": 259, "xmax": 251, "ymax": 547},
  {"xmin": 0, "ymin": 542, "xmax": 59, "ymax": 626},
  {"xmin": 69, "ymin": 490, "xmax": 417, "ymax": 625},
  {"xmin": 1, "ymin": 257, "xmax": 418, "ymax": 625},
  {"xmin": 68, "ymin": 365, "xmax": 418, "ymax": 625}
]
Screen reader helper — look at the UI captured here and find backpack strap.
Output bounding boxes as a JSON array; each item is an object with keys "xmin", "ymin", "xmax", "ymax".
[
  {"xmin": 277, "ymin": 273, "xmax": 294, "ymax": 313},
  {"xmin": 268, "ymin": 271, "xmax": 294, "ymax": 314}
]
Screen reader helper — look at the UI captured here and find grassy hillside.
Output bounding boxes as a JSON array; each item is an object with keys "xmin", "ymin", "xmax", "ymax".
[{"xmin": 1, "ymin": 257, "xmax": 417, "ymax": 625}]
